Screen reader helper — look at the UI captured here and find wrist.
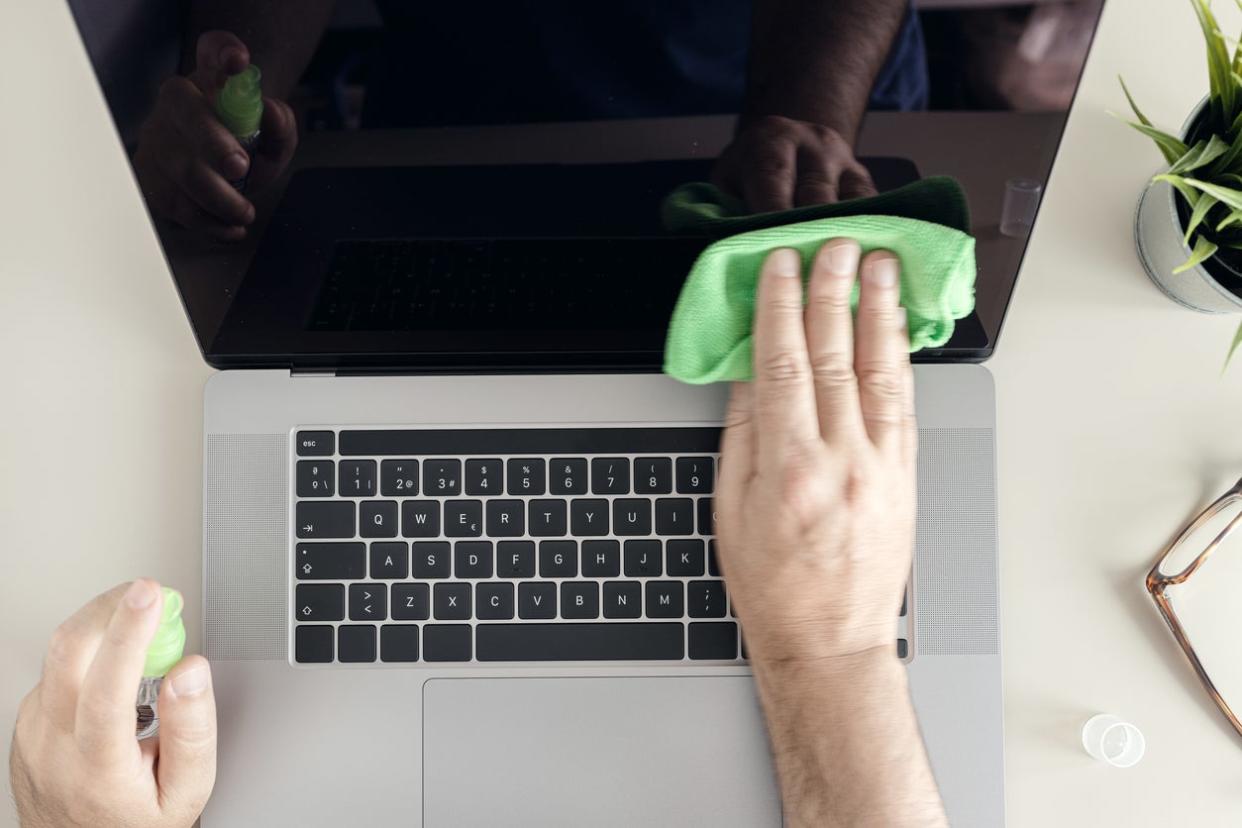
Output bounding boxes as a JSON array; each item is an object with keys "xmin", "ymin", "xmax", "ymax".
[{"xmin": 752, "ymin": 645, "xmax": 906, "ymax": 698}]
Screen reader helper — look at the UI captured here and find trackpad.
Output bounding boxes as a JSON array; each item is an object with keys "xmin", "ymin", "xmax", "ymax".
[{"xmin": 423, "ymin": 676, "xmax": 781, "ymax": 827}]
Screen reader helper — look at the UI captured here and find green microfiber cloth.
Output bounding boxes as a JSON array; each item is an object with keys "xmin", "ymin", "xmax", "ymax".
[{"xmin": 663, "ymin": 215, "xmax": 976, "ymax": 384}]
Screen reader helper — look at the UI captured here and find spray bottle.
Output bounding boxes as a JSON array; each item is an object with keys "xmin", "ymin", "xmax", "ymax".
[
  {"xmin": 136, "ymin": 587, "xmax": 186, "ymax": 740},
  {"xmin": 214, "ymin": 65, "xmax": 264, "ymax": 191}
]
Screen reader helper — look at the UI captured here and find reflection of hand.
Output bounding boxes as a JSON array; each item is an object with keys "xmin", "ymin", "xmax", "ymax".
[
  {"xmin": 11, "ymin": 580, "xmax": 217, "ymax": 828},
  {"xmin": 133, "ymin": 31, "xmax": 298, "ymax": 241},
  {"xmin": 713, "ymin": 115, "xmax": 878, "ymax": 212},
  {"xmin": 716, "ymin": 241, "xmax": 914, "ymax": 665}
]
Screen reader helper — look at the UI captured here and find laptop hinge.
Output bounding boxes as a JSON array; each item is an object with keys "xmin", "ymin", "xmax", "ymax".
[{"xmin": 290, "ymin": 369, "xmax": 336, "ymax": 378}]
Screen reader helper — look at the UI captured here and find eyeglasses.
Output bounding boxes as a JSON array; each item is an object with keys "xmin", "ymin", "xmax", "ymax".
[{"xmin": 1146, "ymin": 479, "xmax": 1242, "ymax": 739}]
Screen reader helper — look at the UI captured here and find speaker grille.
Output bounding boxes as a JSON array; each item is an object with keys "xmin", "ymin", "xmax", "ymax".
[
  {"xmin": 915, "ymin": 428, "xmax": 999, "ymax": 656},
  {"xmin": 205, "ymin": 435, "xmax": 287, "ymax": 660}
]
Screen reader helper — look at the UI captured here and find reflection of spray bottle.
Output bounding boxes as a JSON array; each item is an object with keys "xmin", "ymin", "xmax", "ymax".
[
  {"xmin": 215, "ymin": 65, "xmax": 264, "ymax": 191},
  {"xmin": 135, "ymin": 587, "xmax": 186, "ymax": 740}
]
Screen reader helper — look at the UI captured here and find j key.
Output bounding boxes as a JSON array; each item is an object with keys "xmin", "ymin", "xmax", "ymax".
[
  {"xmin": 433, "ymin": 583, "xmax": 472, "ymax": 620},
  {"xmin": 296, "ymin": 543, "xmax": 365, "ymax": 580},
  {"xmin": 380, "ymin": 625, "xmax": 419, "ymax": 662},
  {"xmin": 476, "ymin": 623, "xmax": 684, "ymax": 661},
  {"xmin": 455, "ymin": 541, "xmax": 493, "ymax": 578},
  {"xmin": 497, "ymin": 541, "xmax": 536, "ymax": 578},
  {"xmin": 612, "ymin": 498, "xmax": 652, "ymax": 536},
  {"xmin": 444, "ymin": 500, "xmax": 483, "ymax": 537},
  {"xmin": 349, "ymin": 583, "xmax": 387, "ymax": 621},
  {"xmin": 539, "ymin": 541, "xmax": 578, "ymax": 578},
  {"xmin": 296, "ymin": 460, "xmax": 335, "ymax": 497},
  {"xmin": 370, "ymin": 542, "xmax": 408, "ymax": 579},
  {"xmin": 602, "ymin": 581, "xmax": 642, "ymax": 619},
  {"xmin": 645, "ymin": 581, "xmax": 684, "ymax": 618},
  {"xmin": 486, "ymin": 500, "xmax": 525, "ymax": 537},
  {"xmin": 688, "ymin": 580, "xmax": 727, "ymax": 618},
  {"xmin": 295, "ymin": 583, "xmax": 344, "ymax": 621},
  {"xmin": 698, "ymin": 498, "xmax": 715, "ymax": 536},
  {"xmin": 338, "ymin": 625, "xmax": 377, "ymax": 663},
  {"xmin": 634, "ymin": 457, "xmax": 672, "ymax": 494},
  {"xmin": 412, "ymin": 541, "xmax": 452, "ymax": 578},
  {"xmin": 655, "ymin": 498, "xmax": 695, "ymax": 536},
  {"xmin": 676, "ymin": 457, "xmax": 714, "ymax": 494},
  {"xmin": 582, "ymin": 540, "xmax": 620, "ymax": 577},
  {"xmin": 707, "ymin": 540, "xmax": 720, "ymax": 577},
  {"xmin": 465, "ymin": 459, "xmax": 503, "ymax": 495},
  {"xmin": 423, "ymin": 459, "xmax": 461, "ymax": 496},
  {"xmin": 402, "ymin": 500, "xmax": 440, "ymax": 538},
  {"xmin": 423, "ymin": 625, "xmax": 472, "ymax": 662},
  {"xmin": 561, "ymin": 582, "xmax": 599, "ymax": 619},
  {"xmin": 507, "ymin": 458, "xmax": 546, "ymax": 495},
  {"xmin": 295, "ymin": 625, "xmax": 334, "ymax": 663},
  {"xmin": 591, "ymin": 457, "xmax": 630, "ymax": 495},
  {"xmin": 380, "ymin": 459, "xmax": 419, "ymax": 496},
  {"xmin": 518, "ymin": 581, "xmax": 557, "ymax": 619},
  {"xmin": 570, "ymin": 499, "xmax": 610, "ymax": 537},
  {"xmin": 360, "ymin": 500, "xmax": 398, "ymax": 538},
  {"xmin": 529, "ymin": 499, "xmax": 568, "ymax": 537},
  {"xmin": 549, "ymin": 458, "xmax": 588, "ymax": 495},
  {"xmin": 391, "ymin": 583, "xmax": 431, "ymax": 620},
  {"xmin": 667, "ymin": 539, "xmax": 705, "ymax": 576},
  {"xmin": 338, "ymin": 460, "xmax": 377, "ymax": 497},
  {"xmin": 624, "ymin": 540, "xmax": 662, "ymax": 577},
  {"xmin": 477, "ymin": 582, "xmax": 515, "ymax": 620},
  {"xmin": 296, "ymin": 430, "xmax": 334, "ymax": 457},
  {"xmin": 296, "ymin": 501, "xmax": 355, "ymax": 539},
  {"xmin": 689, "ymin": 622, "xmax": 738, "ymax": 660}
]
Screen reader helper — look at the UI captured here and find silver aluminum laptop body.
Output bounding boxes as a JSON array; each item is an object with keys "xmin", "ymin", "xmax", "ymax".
[{"xmin": 202, "ymin": 364, "xmax": 1002, "ymax": 826}]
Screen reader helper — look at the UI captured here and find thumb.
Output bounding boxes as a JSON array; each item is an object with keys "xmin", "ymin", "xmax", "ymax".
[{"xmin": 156, "ymin": 655, "xmax": 218, "ymax": 819}]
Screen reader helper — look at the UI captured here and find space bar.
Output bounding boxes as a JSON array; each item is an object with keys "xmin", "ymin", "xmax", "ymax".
[{"xmin": 476, "ymin": 623, "xmax": 685, "ymax": 661}]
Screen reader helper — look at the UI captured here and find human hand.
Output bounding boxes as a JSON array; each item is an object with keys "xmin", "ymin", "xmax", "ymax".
[
  {"xmin": 10, "ymin": 580, "xmax": 217, "ymax": 828},
  {"xmin": 133, "ymin": 30, "xmax": 298, "ymax": 241},
  {"xmin": 715, "ymin": 240, "xmax": 914, "ymax": 665},
  {"xmin": 712, "ymin": 115, "xmax": 878, "ymax": 212}
]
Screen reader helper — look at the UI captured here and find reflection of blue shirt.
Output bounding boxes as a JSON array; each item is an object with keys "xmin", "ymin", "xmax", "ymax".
[{"xmin": 366, "ymin": 1, "xmax": 927, "ymax": 127}]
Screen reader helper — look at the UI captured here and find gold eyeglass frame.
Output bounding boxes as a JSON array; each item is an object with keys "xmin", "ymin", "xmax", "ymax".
[{"xmin": 1145, "ymin": 478, "xmax": 1242, "ymax": 739}]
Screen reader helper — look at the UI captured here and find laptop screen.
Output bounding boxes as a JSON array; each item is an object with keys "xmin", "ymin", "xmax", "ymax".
[{"xmin": 69, "ymin": 0, "xmax": 1104, "ymax": 370}]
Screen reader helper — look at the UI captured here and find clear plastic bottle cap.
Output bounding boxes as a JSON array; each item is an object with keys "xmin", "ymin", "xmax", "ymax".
[
  {"xmin": 1000, "ymin": 177, "xmax": 1043, "ymax": 239},
  {"xmin": 1081, "ymin": 714, "xmax": 1145, "ymax": 768}
]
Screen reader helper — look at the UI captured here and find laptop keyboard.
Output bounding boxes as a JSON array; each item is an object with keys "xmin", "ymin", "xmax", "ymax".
[{"xmin": 291, "ymin": 427, "xmax": 910, "ymax": 665}]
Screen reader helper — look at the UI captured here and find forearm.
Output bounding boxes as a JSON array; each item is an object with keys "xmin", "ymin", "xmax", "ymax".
[
  {"xmin": 744, "ymin": 0, "xmax": 908, "ymax": 140},
  {"xmin": 752, "ymin": 648, "xmax": 947, "ymax": 828}
]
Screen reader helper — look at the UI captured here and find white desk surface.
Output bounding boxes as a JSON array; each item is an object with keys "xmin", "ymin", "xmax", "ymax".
[{"xmin": 4, "ymin": 0, "xmax": 1242, "ymax": 825}]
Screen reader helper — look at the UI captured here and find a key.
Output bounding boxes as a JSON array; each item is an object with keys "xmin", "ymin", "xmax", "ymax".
[
  {"xmin": 486, "ymin": 500, "xmax": 525, "ymax": 537},
  {"xmin": 370, "ymin": 542, "xmax": 408, "ymax": 579},
  {"xmin": 561, "ymin": 582, "xmax": 599, "ymax": 619},
  {"xmin": 698, "ymin": 497, "xmax": 715, "ymax": 536},
  {"xmin": 645, "ymin": 581, "xmax": 684, "ymax": 618},
  {"xmin": 603, "ymin": 581, "xmax": 642, "ymax": 619},
  {"xmin": 518, "ymin": 581, "xmax": 557, "ymax": 619},
  {"xmin": 688, "ymin": 580, "xmax": 726, "ymax": 618},
  {"xmin": 433, "ymin": 582, "xmax": 472, "ymax": 620},
  {"xmin": 296, "ymin": 460, "xmax": 335, "ymax": 497},
  {"xmin": 295, "ymin": 583, "xmax": 344, "ymax": 621},
  {"xmin": 412, "ymin": 541, "xmax": 451, "ymax": 579},
  {"xmin": 549, "ymin": 458, "xmax": 588, "ymax": 495},
  {"xmin": 465, "ymin": 459, "xmax": 503, "ymax": 495},
  {"xmin": 539, "ymin": 541, "xmax": 577, "ymax": 577},
  {"xmin": 423, "ymin": 459, "xmax": 462, "ymax": 496},
  {"xmin": 295, "ymin": 625, "xmax": 334, "ymax": 663},
  {"xmin": 338, "ymin": 460, "xmax": 377, "ymax": 497},
  {"xmin": 423, "ymin": 625, "xmax": 472, "ymax": 662},
  {"xmin": 296, "ymin": 543, "xmax": 365, "ymax": 580},
  {"xmin": 570, "ymin": 499, "xmax": 610, "ymax": 537},
  {"xmin": 634, "ymin": 457, "xmax": 672, "ymax": 494},
  {"xmin": 528, "ymin": 499, "xmax": 568, "ymax": 537},
  {"xmin": 676, "ymin": 457, "xmax": 714, "ymax": 494},
  {"xmin": 401, "ymin": 500, "xmax": 440, "ymax": 537},
  {"xmin": 667, "ymin": 539, "xmax": 705, "ymax": 576},
  {"xmin": 655, "ymin": 498, "xmax": 694, "ymax": 536},
  {"xmin": 624, "ymin": 540, "xmax": 662, "ymax": 576},
  {"xmin": 582, "ymin": 540, "xmax": 620, "ymax": 577},
  {"xmin": 612, "ymin": 498, "xmax": 652, "ymax": 536},
  {"xmin": 349, "ymin": 583, "xmax": 387, "ymax": 621},
  {"xmin": 689, "ymin": 622, "xmax": 737, "ymax": 660},
  {"xmin": 338, "ymin": 625, "xmax": 377, "ymax": 663},
  {"xmin": 296, "ymin": 431, "xmax": 334, "ymax": 457},
  {"xmin": 476, "ymin": 623, "xmax": 684, "ymax": 661},
  {"xmin": 455, "ymin": 541, "xmax": 493, "ymax": 578},
  {"xmin": 444, "ymin": 500, "xmax": 483, "ymax": 537},
  {"xmin": 507, "ymin": 458, "xmax": 546, "ymax": 495},
  {"xmin": 380, "ymin": 625, "xmax": 419, "ymax": 662},
  {"xmin": 295, "ymin": 501, "xmax": 355, "ymax": 539},
  {"xmin": 392, "ymin": 583, "xmax": 431, "ymax": 620},
  {"xmin": 380, "ymin": 459, "xmax": 419, "ymax": 496},
  {"xmin": 497, "ymin": 541, "xmax": 536, "ymax": 578},
  {"xmin": 360, "ymin": 500, "xmax": 398, "ymax": 538},
  {"xmin": 591, "ymin": 457, "xmax": 630, "ymax": 495},
  {"xmin": 477, "ymin": 583, "xmax": 515, "ymax": 620}
]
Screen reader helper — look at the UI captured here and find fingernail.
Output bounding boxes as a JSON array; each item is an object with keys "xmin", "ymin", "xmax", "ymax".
[
  {"xmin": 826, "ymin": 242, "xmax": 859, "ymax": 275},
  {"xmin": 124, "ymin": 580, "xmax": 157, "ymax": 610},
  {"xmin": 896, "ymin": 307, "xmax": 908, "ymax": 330},
  {"xmin": 227, "ymin": 153, "xmax": 249, "ymax": 177},
  {"xmin": 770, "ymin": 248, "xmax": 802, "ymax": 278},
  {"xmin": 170, "ymin": 666, "xmax": 210, "ymax": 698},
  {"xmin": 865, "ymin": 256, "xmax": 899, "ymax": 288}
]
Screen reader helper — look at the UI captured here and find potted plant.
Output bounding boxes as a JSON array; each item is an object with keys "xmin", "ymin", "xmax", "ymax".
[{"xmin": 1129, "ymin": 0, "xmax": 1242, "ymax": 352}]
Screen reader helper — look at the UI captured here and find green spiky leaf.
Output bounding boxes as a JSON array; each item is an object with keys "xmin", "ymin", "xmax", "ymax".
[
  {"xmin": 1172, "ymin": 134, "xmax": 1231, "ymax": 173},
  {"xmin": 1180, "ymin": 177, "xmax": 1242, "ymax": 211},
  {"xmin": 1119, "ymin": 75, "xmax": 1155, "ymax": 126},
  {"xmin": 1225, "ymin": 320, "xmax": 1242, "ymax": 370},
  {"xmin": 1154, "ymin": 173, "xmax": 1204, "ymax": 207},
  {"xmin": 1185, "ymin": 192, "xmax": 1219, "ymax": 243},
  {"xmin": 1174, "ymin": 234, "xmax": 1220, "ymax": 273},
  {"xmin": 1192, "ymin": 0, "xmax": 1237, "ymax": 119},
  {"xmin": 1122, "ymin": 118, "xmax": 1191, "ymax": 165}
]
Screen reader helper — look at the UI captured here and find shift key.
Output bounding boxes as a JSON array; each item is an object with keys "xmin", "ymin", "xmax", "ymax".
[{"xmin": 296, "ymin": 543, "xmax": 366, "ymax": 580}]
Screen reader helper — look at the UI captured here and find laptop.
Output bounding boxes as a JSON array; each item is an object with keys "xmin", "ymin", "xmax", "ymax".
[{"xmin": 66, "ymin": 2, "xmax": 1104, "ymax": 824}]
